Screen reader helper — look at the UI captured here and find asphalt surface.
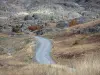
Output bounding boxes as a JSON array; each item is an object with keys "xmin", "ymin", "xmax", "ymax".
[{"xmin": 35, "ymin": 36, "xmax": 55, "ymax": 64}]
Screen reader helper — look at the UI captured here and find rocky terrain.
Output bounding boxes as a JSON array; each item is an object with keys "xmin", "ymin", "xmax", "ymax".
[
  {"xmin": 0, "ymin": 0, "xmax": 100, "ymax": 75},
  {"xmin": 0, "ymin": 0, "xmax": 100, "ymax": 34}
]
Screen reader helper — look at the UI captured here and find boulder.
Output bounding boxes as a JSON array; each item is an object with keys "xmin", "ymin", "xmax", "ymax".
[
  {"xmin": 32, "ymin": 14, "xmax": 40, "ymax": 20},
  {"xmin": 56, "ymin": 21, "xmax": 69, "ymax": 29},
  {"xmin": 24, "ymin": 15, "xmax": 33, "ymax": 21}
]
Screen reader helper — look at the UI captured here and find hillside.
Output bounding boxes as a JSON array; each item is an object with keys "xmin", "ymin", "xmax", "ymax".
[
  {"xmin": 0, "ymin": 0, "xmax": 100, "ymax": 33},
  {"xmin": 0, "ymin": 0, "xmax": 100, "ymax": 75},
  {"xmin": 0, "ymin": 19, "xmax": 100, "ymax": 75},
  {"xmin": 50, "ymin": 19, "xmax": 100, "ymax": 66}
]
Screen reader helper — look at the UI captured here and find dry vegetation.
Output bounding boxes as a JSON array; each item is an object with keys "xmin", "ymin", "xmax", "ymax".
[
  {"xmin": 0, "ymin": 19, "xmax": 100, "ymax": 75},
  {"xmin": 37, "ymin": 19, "xmax": 100, "ymax": 75},
  {"xmin": 52, "ymin": 33, "xmax": 100, "ymax": 64},
  {"xmin": 0, "ymin": 33, "xmax": 35, "ymax": 64},
  {"xmin": 0, "ymin": 54, "xmax": 100, "ymax": 75},
  {"xmin": 68, "ymin": 19, "xmax": 100, "ymax": 30},
  {"xmin": 51, "ymin": 19, "xmax": 100, "ymax": 68}
]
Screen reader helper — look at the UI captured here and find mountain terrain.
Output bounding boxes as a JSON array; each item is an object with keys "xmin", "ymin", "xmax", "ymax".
[{"xmin": 0, "ymin": 0, "xmax": 100, "ymax": 75}]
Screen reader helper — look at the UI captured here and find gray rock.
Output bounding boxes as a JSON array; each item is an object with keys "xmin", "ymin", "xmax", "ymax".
[
  {"xmin": 56, "ymin": 21, "xmax": 68, "ymax": 29},
  {"xmin": 24, "ymin": 15, "xmax": 33, "ymax": 21}
]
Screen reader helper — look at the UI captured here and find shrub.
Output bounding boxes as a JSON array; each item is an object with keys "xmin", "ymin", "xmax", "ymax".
[
  {"xmin": 12, "ymin": 25, "xmax": 22, "ymax": 33},
  {"xmin": 69, "ymin": 19, "xmax": 78, "ymax": 27}
]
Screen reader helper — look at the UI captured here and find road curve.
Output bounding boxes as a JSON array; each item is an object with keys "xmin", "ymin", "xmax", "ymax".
[{"xmin": 35, "ymin": 36, "xmax": 55, "ymax": 64}]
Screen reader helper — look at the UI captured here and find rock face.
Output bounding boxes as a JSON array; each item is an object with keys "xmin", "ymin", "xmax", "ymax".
[{"xmin": 0, "ymin": 0, "xmax": 100, "ymax": 33}]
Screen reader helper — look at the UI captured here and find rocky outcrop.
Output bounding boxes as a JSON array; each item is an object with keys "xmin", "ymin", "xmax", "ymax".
[{"xmin": 0, "ymin": 0, "xmax": 100, "ymax": 34}]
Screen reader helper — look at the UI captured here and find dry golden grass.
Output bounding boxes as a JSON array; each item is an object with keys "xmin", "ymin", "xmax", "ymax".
[
  {"xmin": 0, "ymin": 54, "xmax": 100, "ymax": 75},
  {"xmin": 52, "ymin": 33, "xmax": 100, "ymax": 65},
  {"xmin": 0, "ymin": 64, "xmax": 70, "ymax": 75},
  {"xmin": 0, "ymin": 33, "xmax": 8, "ymax": 37},
  {"xmin": 43, "ymin": 20, "xmax": 100, "ymax": 75},
  {"xmin": 0, "ymin": 34, "xmax": 100, "ymax": 75},
  {"xmin": 1, "ymin": 23, "xmax": 100, "ymax": 75},
  {"xmin": 74, "ymin": 54, "xmax": 100, "ymax": 75},
  {"xmin": 0, "ymin": 33, "xmax": 35, "ymax": 64},
  {"xmin": 40, "ymin": 19, "xmax": 100, "ymax": 75}
]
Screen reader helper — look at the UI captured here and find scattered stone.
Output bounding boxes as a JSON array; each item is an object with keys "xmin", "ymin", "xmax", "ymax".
[
  {"xmin": 56, "ymin": 21, "xmax": 69, "ymax": 29},
  {"xmin": 24, "ymin": 15, "xmax": 33, "ymax": 21}
]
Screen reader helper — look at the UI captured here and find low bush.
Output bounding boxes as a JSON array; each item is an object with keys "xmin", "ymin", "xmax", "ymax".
[{"xmin": 12, "ymin": 25, "xmax": 22, "ymax": 33}]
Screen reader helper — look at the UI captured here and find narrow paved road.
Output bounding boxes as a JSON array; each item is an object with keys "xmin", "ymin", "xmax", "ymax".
[{"xmin": 35, "ymin": 36, "xmax": 55, "ymax": 64}]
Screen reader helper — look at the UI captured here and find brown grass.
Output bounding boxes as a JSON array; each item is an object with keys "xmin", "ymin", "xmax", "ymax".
[
  {"xmin": 68, "ymin": 19, "xmax": 100, "ymax": 30},
  {"xmin": 52, "ymin": 33, "xmax": 100, "ymax": 65},
  {"xmin": 0, "ymin": 33, "xmax": 35, "ymax": 64},
  {"xmin": 0, "ymin": 54, "xmax": 100, "ymax": 75},
  {"xmin": 1, "ymin": 19, "xmax": 100, "ymax": 75}
]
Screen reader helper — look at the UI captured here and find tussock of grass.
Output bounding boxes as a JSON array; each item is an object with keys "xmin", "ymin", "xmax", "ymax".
[{"xmin": 0, "ymin": 56, "xmax": 100, "ymax": 75}]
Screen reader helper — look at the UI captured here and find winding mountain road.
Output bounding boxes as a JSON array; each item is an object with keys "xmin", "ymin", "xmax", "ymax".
[{"xmin": 35, "ymin": 36, "xmax": 55, "ymax": 64}]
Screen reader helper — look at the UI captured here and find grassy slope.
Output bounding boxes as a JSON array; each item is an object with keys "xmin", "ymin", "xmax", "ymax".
[
  {"xmin": 0, "ymin": 53, "xmax": 100, "ymax": 75},
  {"xmin": 51, "ymin": 19, "xmax": 100, "ymax": 66},
  {"xmin": 1, "ymin": 18, "xmax": 100, "ymax": 75},
  {"xmin": 0, "ymin": 33, "xmax": 34, "ymax": 64},
  {"xmin": 52, "ymin": 33, "xmax": 100, "ymax": 64},
  {"xmin": 0, "ymin": 34, "xmax": 100, "ymax": 75},
  {"xmin": 0, "ymin": 33, "xmax": 73, "ymax": 75}
]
